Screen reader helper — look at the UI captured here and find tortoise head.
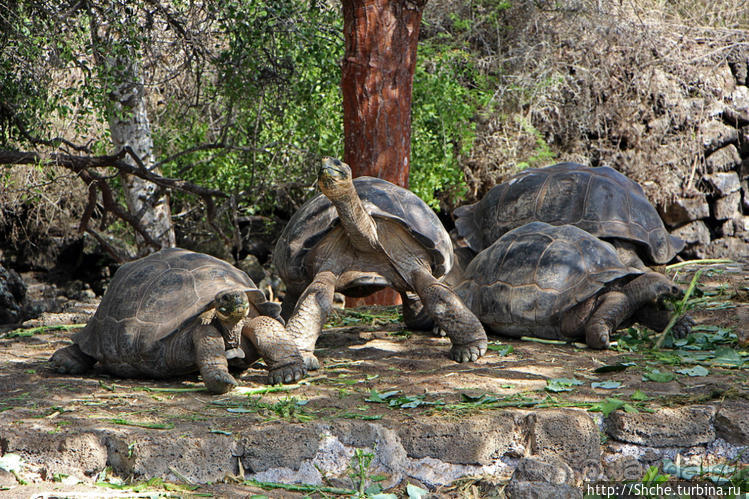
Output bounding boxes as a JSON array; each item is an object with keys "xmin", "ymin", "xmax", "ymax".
[
  {"xmin": 644, "ymin": 272, "xmax": 683, "ymax": 307},
  {"xmin": 318, "ymin": 157, "xmax": 353, "ymax": 198},
  {"xmin": 214, "ymin": 289, "xmax": 251, "ymax": 350}
]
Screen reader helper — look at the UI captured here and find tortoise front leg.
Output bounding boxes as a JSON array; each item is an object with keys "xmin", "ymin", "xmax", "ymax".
[
  {"xmin": 285, "ymin": 270, "xmax": 337, "ymax": 370},
  {"xmin": 411, "ymin": 268, "xmax": 487, "ymax": 362},
  {"xmin": 192, "ymin": 324, "xmax": 238, "ymax": 394},
  {"xmin": 243, "ymin": 316, "xmax": 306, "ymax": 384},
  {"xmin": 584, "ymin": 291, "xmax": 631, "ymax": 349},
  {"xmin": 50, "ymin": 344, "xmax": 97, "ymax": 374}
]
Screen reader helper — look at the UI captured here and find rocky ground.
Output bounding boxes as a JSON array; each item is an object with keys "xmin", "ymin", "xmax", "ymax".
[{"xmin": 0, "ymin": 260, "xmax": 747, "ymax": 498}]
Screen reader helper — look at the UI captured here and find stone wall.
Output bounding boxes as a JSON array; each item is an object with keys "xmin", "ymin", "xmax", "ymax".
[{"xmin": 660, "ymin": 61, "xmax": 749, "ymax": 259}]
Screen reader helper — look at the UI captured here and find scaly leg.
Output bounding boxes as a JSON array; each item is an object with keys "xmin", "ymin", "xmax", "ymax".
[
  {"xmin": 584, "ymin": 291, "xmax": 630, "ymax": 349},
  {"xmin": 285, "ymin": 270, "xmax": 337, "ymax": 370},
  {"xmin": 400, "ymin": 291, "xmax": 435, "ymax": 331},
  {"xmin": 49, "ymin": 344, "xmax": 97, "ymax": 374},
  {"xmin": 192, "ymin": 324, "xmax": 237, "ymax": 394},
  {"xmin": 243, "ymin": 316, "xmax": 306, "ymax": 384},
  {"xmin": 411, "ymin": 268, "xmax": 487, "ymax": 362}
]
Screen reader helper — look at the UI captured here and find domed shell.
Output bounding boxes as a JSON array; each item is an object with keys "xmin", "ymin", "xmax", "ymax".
[
  {"xmin": 454, "ymin": 162, "xmax": 684, "ymax": 264},
  {"xmin": 74, "ymin": 248, "xmax": 274, "ymax": 369},
  {"xmin": 462, "ymin": 222, "xmax": 641, "ymax": 327},
  {"xmin": 274, "ymin": 176, "xmax": 453, "ymax": 287}
]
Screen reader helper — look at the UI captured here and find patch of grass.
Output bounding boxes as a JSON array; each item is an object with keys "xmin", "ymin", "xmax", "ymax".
[
  {"xmin": 245, "ymin": 478, "xmax": 355, "ymax": 496},
  {"xmin": 0, "ymin": 324, "xmax": 85, "ymax": 339},
  {"xmin": 325, "ymin": 306, "xmax": 402, "ymax": 328},
  {"xmin": 110, "ymin": 418, "xmax": 175, "ymax": 430}
]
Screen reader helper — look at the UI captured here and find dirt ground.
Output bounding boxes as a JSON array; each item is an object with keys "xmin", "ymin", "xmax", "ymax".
[{"xmin": 0, "ymin": 260, "xmax": 747, "ymax": 498}]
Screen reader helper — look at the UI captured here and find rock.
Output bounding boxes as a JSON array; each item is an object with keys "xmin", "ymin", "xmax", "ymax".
[
  {"xmin": 699, "ymin": 120, "xmax": 739, "ymax": 153},
  {"xmin": 720, "ymin": 219, "xmax": 735, "ymax": 237},
  {"xmin": 237, "ymin": 254, "xmax": 266, "ymax": 284},
  {"xmin": 505, "ymin": 479, "xmax": 582, "ymax": 499},
  {"xmin": 603, "ymin": 455, "xmax": 644, "ymax": 481},
  {"xmin": 605, "ymin": 406, "xmax": 715, "ymax": 447},
  {"xmin": 714, "ymin": 400, "xmax": 749, "ymax": 446},
  {"xmin": 734, "ymin": 216, "xmax": 749, "ymax": 239},
  {"xmin": 740, "ymin": 128, "xmax": 749, "ymax": 157},
  {"xmin": 0, "ymin": 265, "xmax": 27, "ymax": 324},
  {"xmin": 670, "ymin": 220, "xmax": 710, "ymax": 246},
  {"xmin": 239, "ymin": 424, "xmax": 320, "ymax": 473},
  {"xmin": 397, "ymin": 413, "xmax": 520, "ymax": 465},
  {"xmin": 506, "ymin": 457, "xmax": 582, "ymax": 498},
  {"xmin": 722, "ymin": 85, "xmax": 749, "ymax": 127},
  {"xmin": 712, "ymin": 191, "xmax": 742, "ymax": 220},
  {"xmin": 694, "ymin": 237, "xmax": 749, "ymax": 259},
  {"xmin": 729, "ymin": 59, "xmax": 749, "ymax": 86},
  {"xmin": 511, "ymin": 456, "xmax": 576, "ymax": 485},
  {"xmin": 3, "ymin": 429, "xmax": 108, "ymax": 478},
  {"xmin": 703, "ymin": 172, "xmax": 741, "ymax": 196},
  {"xmin": 741, "ymin": 157, "xmax": 749, "ymax": 179},
  {"xmin": 659, "ymin": 196, "xmax": 710, "ymax": 226},
  {"xmin": 706, "ymin": 144, "xmax": 741, "ymax": 173},
  {"xmin": 528, "ymin": 410, "xmax": 601, "ymax": 478}
]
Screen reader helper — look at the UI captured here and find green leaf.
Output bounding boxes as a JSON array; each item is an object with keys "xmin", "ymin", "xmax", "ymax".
[
  {"xmin": 487, "ymin": 343, "xmax": 514, "ymax": 356},
  {"xmin": 630, "ymin": 389, "xmax": 649, "ymax": 401},
  {"xmin": 545, "ymin": 377, "xmax": 583, "ymax": 392},
  {"xmin": 407, "ymin": 483, "xmax": 429, "ymax": 499},
  {"xmin": 711, "ymin": 347, "xmax": 744, "ymax": 366},
  {"xmin": 593, "ymin": 362, "xmax": 635, "ymax": 373},
  {"xmin": 591, "ymin": 381, "xmax": 622, "ymax": 390},
  {"xmin": 642, "ymin": 369, "xmax": 675, "ymax": 383},
  {"xmin": 588, "ymin": 398, "xmax": 627, "ymax": 417},
  {"xmin": 365, "ymin": 389, "xmax": 400, "ymax": 403},
  {"xmin": 675, "ymin": 365, "xmax": 709, "ymax": 377}
]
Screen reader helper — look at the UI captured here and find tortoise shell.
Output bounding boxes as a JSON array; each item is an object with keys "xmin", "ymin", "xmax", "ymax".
[
  {"xmin": 460, "ymin": 222, "xmax": 642, "ymax": 332},
  {"xmin": 74, "ymin": 248, "xmax": 276, "ymax": 376},
  {"xmin": 273, "ymin": 176, "xmax": 453, "ymax": 288},
  {"xmin": 454, "ymin": 162, "xmax": 683, "ymax": 264}
]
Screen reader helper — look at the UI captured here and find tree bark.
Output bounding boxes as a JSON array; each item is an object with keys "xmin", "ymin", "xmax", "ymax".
[
  {"xmin": 341, "ymin": 0, "xmax": 427, "ymax": 307},
  {"xmin": 106, "ymin": 56, "xmax": 177, "ymax": 255},
  {"xmin": 341, "ymin": 0, "xmax": 427, "ymax": 188}
]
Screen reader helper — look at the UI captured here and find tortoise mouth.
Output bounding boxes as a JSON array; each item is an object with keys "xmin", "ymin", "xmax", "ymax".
[{"xmin": 318, "ymin": 157, "xmax": 351, "ymax": 192}]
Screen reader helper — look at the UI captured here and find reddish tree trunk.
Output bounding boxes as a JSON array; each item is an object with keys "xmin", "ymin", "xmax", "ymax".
[
  {"xmin": 341, "ymin": 0, "xmax": 426, "ymax": 188},
  {"xmin": 341, "ymin": 0, "xmax": 427, "ymax": 307}
]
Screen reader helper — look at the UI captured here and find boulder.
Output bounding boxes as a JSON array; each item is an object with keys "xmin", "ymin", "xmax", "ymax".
[
  {"xmin": 712, "ymin": 191, "xmax": 742, "ymax": 220},
  {"xmin": 693, "ymin": 237, "xmax": 749, "ymax": 259},
  {"xmin": 670, "ymin": 221, "xmax": 710, "ymax": 246},
  {"xmin": 505, "ymin": 456, "xmax": 581, "ymax": 499},
  {"xmin": 0, "ymin": 265, "xmax": 27, "ymax": 324},
  {"xmin": 706, "ymin": 144, "xmax": 741, "ymax": 173},
  {"xmin": 659, "ymin": 196, "xmax": 710, "ymax": 226},
  {"xmin": 527, "ymin": 410, "xmax": 601, "ymax": 477},
  {"xmin": 703, "ymin": 171, "xmax": 741, "ymax": 196},
  {"xmin": 699, "ymin": 119, "xmax": 738, "ymax": 153},
  {"xmin": 605, "ymin": 406, "xmax": 715, "ymax": 447},
  {"xmin": 715, "ymin": 400, "xmax": 749, "ymax": 446}
]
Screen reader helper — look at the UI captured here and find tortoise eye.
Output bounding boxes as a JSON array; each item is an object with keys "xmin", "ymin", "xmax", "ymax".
[{"xmin": 218, "ymin": 306, "xmax": 228, "ymax": 314}]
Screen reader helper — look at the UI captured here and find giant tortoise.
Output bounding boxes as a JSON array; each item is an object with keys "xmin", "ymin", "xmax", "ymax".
[
  {"xmin": 453, "ymin": 222, "xmax": 693, "ymax": 348},
  {"xmin": 274, "ymin": 157, "xmax": 487, "ymax": 369},
  {"xmin": 50, "ymin": 248, "xmax": 305, "ymax": 393},
  {"xmin": 454, "ymin": 162, "xmax": 684, "ymax": 269}
]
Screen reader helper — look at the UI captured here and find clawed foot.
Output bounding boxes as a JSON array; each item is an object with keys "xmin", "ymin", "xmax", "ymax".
[
  {"xmin": 449, "ymin": 340, "xmax": 487, "ymax": 363},
  {"xmin": 431, "ymin": 326, "xmax": 447, "ymax": 337},
  {"xmin": 203, "ymin": 370, "xmax": 238, "ymax": 394},
  {"xmin": 671, "ymin": 314, "xmax": 695, "ymax": 339},
  {"xmin": 585, "ymin": 325, "xmax": 611, "ymax": 349},
  {"xmin": 301, "ymin": 352, "xmax": 320, "ymax": 371},
  {"xmin": 267, "ymin": 362, "xmax": 307, "ymax": 385},
  {"xmin": 49, "ymin": 345, "xmax": 95, "ymax": 374}
]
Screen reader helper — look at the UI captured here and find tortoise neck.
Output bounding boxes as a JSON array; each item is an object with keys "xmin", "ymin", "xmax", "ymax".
[
  {"xmin": 622, "ymin": 273, "xmax": 660, "ymax": 306},
  {"xmin": 327, "ymin": 183, "xmax": 381, "ymax": 252}
]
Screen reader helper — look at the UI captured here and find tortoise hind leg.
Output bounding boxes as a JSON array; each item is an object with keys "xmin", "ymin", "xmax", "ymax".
[
  {"xmin": 411, "ymin": 268, "xmax": 487, "ymax": 362},
  {"xmin": 50, "ymin": 344, "xmax": 96, "ymax": 374},
  {"xmin": 285, "ymin": 270, "xmax": 337, "ymax": 370},
  {"xmin": 400, "ymin": 291, "xmax": 435, "ymax": 331}
]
